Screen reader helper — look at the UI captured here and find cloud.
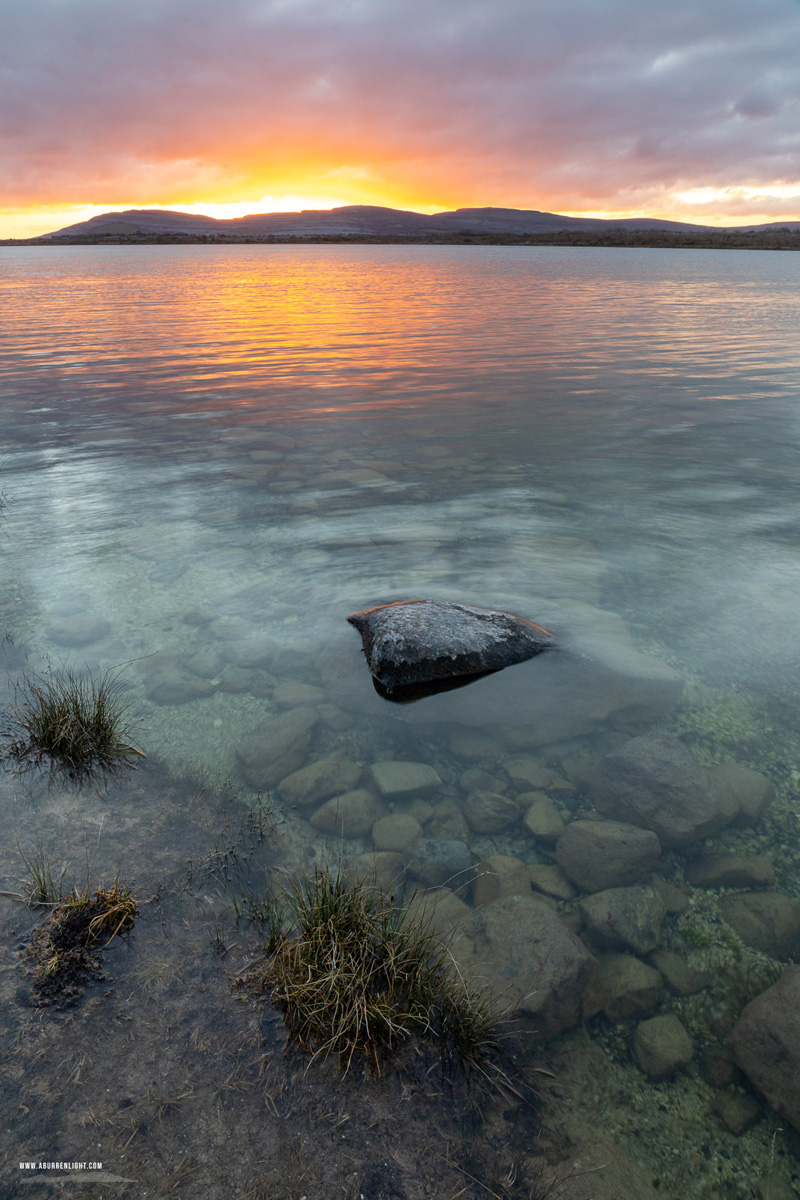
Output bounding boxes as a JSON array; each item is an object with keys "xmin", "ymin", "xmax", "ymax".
[{"xmin": 1, "ymin": 0, "xmax": 800, "ymax": 221}]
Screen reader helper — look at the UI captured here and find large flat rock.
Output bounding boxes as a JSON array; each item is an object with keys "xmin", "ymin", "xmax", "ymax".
[
  {"xmin": 347, "ymin": 598, "xmax": 554, "ymax": 698},
  {"xmin": 322, "ymin": 599, "xmax": 683, "ymax": 746}
]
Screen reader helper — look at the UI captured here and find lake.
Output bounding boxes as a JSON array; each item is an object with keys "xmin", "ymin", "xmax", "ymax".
[{"xmin": 0, "ymin": 243, "xmax": 799, "ymax": 1198}]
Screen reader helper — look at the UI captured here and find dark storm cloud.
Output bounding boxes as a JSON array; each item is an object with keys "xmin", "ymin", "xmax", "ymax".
[{"xmin": 1, "ymin": 0, "xmax": 799, "ymax": 212}]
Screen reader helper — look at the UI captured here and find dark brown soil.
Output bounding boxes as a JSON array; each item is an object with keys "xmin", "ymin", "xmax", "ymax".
[{"xmin": 23, "ymin": 889, "xmax": 136, "ymax": 1007}]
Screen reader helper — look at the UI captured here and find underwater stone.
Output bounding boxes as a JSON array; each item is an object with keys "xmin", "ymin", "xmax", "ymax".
[
  {"xmin": 521, "ymin": 793, "xmax": 566, "ymax": 843},
  {"xmin": 346, "ymin": 598, "xmax": 554, "ymax": 696},
  {"xmin": 684, "ymin": 853, "xmax": 775, "ymax": 889},
  {"xmin": 277, "ymin": 753, "xmax": 362, "ymax": 809},
  {"xmin": 449, "ymin": 729, "xmax": 504, "ymax": 761},
  {"xmin": 236, "ymin": 706, "xmax": 317, "ymax": 789},
  {"xmin": 555, "ymin": 820, "xmax": 662, "ymax": 893},
  {"xmin": 473, "ymin": 854, "xmax": 534, "ymax": 907},
  {"xmin": 406, "ymin": 838, "xmax": 474, "ymax": 890},
  {"xmin": 182, "ymin": 647, "xmax": 225, "ymax": 679},
  {"xmin": 457, "ymin": 894, "xmax": 596, "ymax": 1039},
  {"xmin": 350, "ymin": 851, "xmax": 407, "ymax": 897},
  {"xmin": 588, "ymin": 731, "xmax": 737, "ymax": 848},
  {"xmin": 634, "ymin": 1013, "xmax": 693, "ymax": 1079},
  {"xmin": 707, "ymin": 761, "xmax": 776, "ymax": 828},
  {"xmin": 579, "ymin": 885, "xmax": 666, "ymax": 956},
  {"xmin": 646, "ymin": 950, "xmax": 712, "ymax": 997},
  {"xmin": 503, "ymin": 755, "xmax": 560, "ymax": 791},
  {"xmin": 273, "ymin": 680, "xmax": 326, "ymax": 708},
  {"xmin": 528, "ymin": 863, "xmax": 576, "ymax": 902},
  {"xmin": 46, "ymin": 613, "xmax": 111, "ymax": 647},
  {"xmin": 423, "ymin": 800, "xmax": 470, "ymax": 843},
  {"xmin": 729, "ymin": 967, "xmax": 800, "ymax": 1132},
  {"xmin": 592, "ymin": 953, "xmax": 663, "ymax": 1020},
  {"xmin": 309, "ymin": 789, "xmax": 386, "ymax": 837},
  {"xmin": 371, "ymin": 813, "xmax": 422, "ymax": 852},
  {"xmin": 368, "ymin": 759, "xmax": 441, "ymax": 798},
  {"xmin": 462, "ymin": 790, "xmax": 520, "ymax": 834},
  {"xmin": 145, "ymin": 667, "xmax": 215, "ymax": 706},
  {"xmin": 717, "ymin": 891, "xmax": 800, "ymax": 960},
  {"xmin": 405, "ymin": 887, "xmax": 473, "ymax": 940},
  {"xmin": 711, "ymin": 1089, "xmax": 763, "ymax": 1136},
  {"xmin": 459, "ymin": 766, "xmax": 508, "ymax": 794}
]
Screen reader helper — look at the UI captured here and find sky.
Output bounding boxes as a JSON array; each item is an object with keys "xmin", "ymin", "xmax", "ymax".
[{"xmin": 2, "ymin": 0, "xmax": 800, "ymax": 238}]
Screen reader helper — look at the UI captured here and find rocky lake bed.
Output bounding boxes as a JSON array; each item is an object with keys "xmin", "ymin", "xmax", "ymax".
[{"xmin": 2, "ymin": 564, "xmax": 800, "ymax": 1199}]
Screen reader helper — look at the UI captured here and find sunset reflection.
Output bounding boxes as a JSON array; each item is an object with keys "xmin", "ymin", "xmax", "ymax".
[{"xmin": 3, "ymin": 244, "xmax": 795, "ymax": 444}]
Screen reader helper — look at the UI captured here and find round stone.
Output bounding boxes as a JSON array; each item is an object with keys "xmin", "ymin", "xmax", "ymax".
[{"xmin": 634, "ymin": 1014, "xmax": 693, "ymax": 1079}]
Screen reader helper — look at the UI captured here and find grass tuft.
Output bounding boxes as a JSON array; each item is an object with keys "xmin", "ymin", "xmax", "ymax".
[
  {"xmin": 241, "ymin": 863, "xmax": 508, "ymax": 1086},
  {"xmin": 15, "ymin": 834, "xmax": 68, "ymax": 905},
  {"xmin": 1, "ymin": 661, "xmax": 144, "ymax": 785}
]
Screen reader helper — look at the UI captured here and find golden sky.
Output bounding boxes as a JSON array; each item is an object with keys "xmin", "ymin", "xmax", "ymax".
[{"xmin": 2, "ymin": 0, "xmax": 800, "ymax": 238}]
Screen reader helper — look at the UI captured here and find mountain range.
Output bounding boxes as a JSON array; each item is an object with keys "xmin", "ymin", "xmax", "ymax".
[{"xmin": 44, "ymin": 204, "xmax": 800, "ymax": 239}]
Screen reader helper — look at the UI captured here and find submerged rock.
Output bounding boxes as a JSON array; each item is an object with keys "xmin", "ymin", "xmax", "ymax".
[
  {"xmin": 555, "ymin": 819, "xmax": 661, "ymax": 893},
  {"xmin": 278, "ymin": 753, "xmax": 362, "ymax": 809},
  {"xmin": 729, "ymin": 967, "xmax": 800, "ymax": 1132},
  {"xmin": 718, "ymin": 891, "xmax": 800, "ymax": 960},
  {"xmin": 587, "ymin": 730, "xmax": 738, "ymax": 848},
  {"xmin": 309, "ymin": 789, "xmax": 386, "ymax": 837},
  {"xmin": 368, "ymin": 759, "xmax": 441, "ymax": 797},
  {"xmin": 406, "ymin": 838, "xmax": 474, "ymax": 890},
  {"xmin": 592, "ymin": 953, "xmax": 663, "ymax": 1020},
  {"xmin": 707, "ymin": 761, "xmax": 776, "ymax": 828},
  {"xmin": 46, "ymin": 613, "xmax": 111, "ymax": 647},
  {"xmin": 463, "ymin": 790, "xmax": 520, "ymax": 834},
  {"xmin": 647, "ymin": 949, "xmax": 712, "ymax": 997},
  {"xmin": 346, "ymin": 598, "xmax": 554, "ymax": 699},
  {"xmin": 684, "ymin": 853, "xmax": 775, "ymax": 889},
  {"xmin": 579, "ymin": 885, "xmax": 666, "ymax": 956},
  {"xmin": 634, "ymin": 1013, "xmax": 693, "ymax": 1079},
  {"xmin": 457, "ymin": 894, "xmax": 596, "ymax": 1039},
  {"xmin": 236, "ymin": 706, "xmax": 317, "ymax": 789}
]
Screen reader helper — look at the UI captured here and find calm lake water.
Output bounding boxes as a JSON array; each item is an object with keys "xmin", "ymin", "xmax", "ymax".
[{"xmin": 1, "ymin": 244, "xmax": 799, "ymax": 1198}]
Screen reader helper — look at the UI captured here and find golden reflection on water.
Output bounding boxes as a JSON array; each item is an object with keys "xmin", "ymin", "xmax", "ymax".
[{"xmin": 2, "ymin": 245, "xmax": 798, "ymax": 430}]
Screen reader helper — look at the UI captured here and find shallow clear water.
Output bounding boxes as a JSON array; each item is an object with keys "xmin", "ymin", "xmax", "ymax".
[{"xmin": 1, "ymin": 243, "xmax": 800, "ymax": 1197}]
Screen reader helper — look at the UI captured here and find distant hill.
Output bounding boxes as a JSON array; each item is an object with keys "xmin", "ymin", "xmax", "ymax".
[
  {"xmin": 41, "ymin": 203, "xmax": 726, "ymax": 239},
  {"xmin": 34, "ymin": 204, "xmax": 800, "ymax": 242}
]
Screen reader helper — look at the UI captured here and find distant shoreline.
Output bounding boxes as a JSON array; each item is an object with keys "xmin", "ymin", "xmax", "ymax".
[{"xmin": 3, "ymin": 229, "xmax": 800, "ymax": 250}]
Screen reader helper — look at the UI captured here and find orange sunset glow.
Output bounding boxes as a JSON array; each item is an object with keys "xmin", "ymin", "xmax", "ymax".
[{"xmin": 2, "ymin": 0, "xmax": 800, "ymax": 239}]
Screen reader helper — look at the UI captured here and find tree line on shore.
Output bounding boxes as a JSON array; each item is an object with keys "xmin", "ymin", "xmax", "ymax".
[{"xmin": 3, "ymin": 227, "xmax": 800, "ymax": 249}]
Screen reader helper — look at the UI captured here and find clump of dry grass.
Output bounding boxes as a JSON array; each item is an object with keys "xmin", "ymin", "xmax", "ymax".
[
  {"xmin": 1, "ymin": 662, "xmax": 144, "ymax": 785},
  {"xmin": 24, "ymin": 878, "xmax": 138, "ymax": 1005},
  {"xmin": 241, "ymin": 863, "xmax": 505, "ymax": 1085}
]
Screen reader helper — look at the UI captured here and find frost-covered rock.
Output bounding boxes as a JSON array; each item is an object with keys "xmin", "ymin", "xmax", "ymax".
[{"xmin": 347, "ymin": 598, "xmax": 554, "ymax": 698}]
